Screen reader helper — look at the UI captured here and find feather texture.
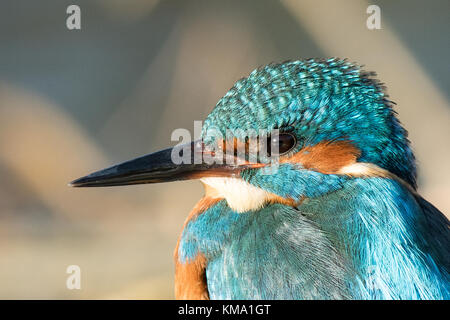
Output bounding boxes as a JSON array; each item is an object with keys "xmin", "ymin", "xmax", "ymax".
[
  {"xmin": 178, "ymin": 177, "xmax": 449, "ymax": 299},
  {"xmin": 174, "ymin": 58, "xmax": 449, "ymax": 299}
]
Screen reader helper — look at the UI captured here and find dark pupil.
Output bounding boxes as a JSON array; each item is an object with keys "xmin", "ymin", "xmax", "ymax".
[{"xmin": 267, "ymin": 133, "xmax": 296, "ymax": 156}]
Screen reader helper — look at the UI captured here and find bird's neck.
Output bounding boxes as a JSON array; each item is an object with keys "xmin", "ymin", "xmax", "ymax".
[{"xmin": 176, "ymin": 176, "xmax": 448, "ymax": 299}]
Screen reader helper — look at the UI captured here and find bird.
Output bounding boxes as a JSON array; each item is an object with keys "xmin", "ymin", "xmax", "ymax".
[{"xmin": 70, "ymin": 58, "xmax": 450, "ymax": 300}]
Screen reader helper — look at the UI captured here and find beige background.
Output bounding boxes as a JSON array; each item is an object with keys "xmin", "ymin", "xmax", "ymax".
[{"xmin": 0, "ymin": 0, "xmax": 448, "ymax": 298}]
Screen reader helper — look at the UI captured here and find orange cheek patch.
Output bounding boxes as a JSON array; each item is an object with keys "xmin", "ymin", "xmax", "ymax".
[
  {"xmin": 173, "ymin": 194, "xmax": 222, "ymax": 300},
  {"xmin": 281, "ymin": 140, "xmax": 361, "ymax": 174},
  {"xmin": 207, "ymin": 138, "xmax": 266, "ymax": 168},
  {"xmin": 174, "ymin": 253, "xmax": 209, "ymax": 300},
  {"xmin": 267, "ymin": 194, "xmax": 305, "ymax": 207}
]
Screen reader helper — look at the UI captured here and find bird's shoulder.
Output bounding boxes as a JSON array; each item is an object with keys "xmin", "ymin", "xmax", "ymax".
[{"xmin": 300, "ymin": 177, "xmax": 450, "ymax": 299}]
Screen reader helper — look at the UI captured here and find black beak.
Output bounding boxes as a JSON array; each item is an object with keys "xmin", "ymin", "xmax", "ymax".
[{"xmin": 69, "ymin": 141, "xmax": 258, "ymax": 187}]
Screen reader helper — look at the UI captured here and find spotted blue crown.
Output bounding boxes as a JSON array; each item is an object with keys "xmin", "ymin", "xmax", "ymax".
[{"xmin": 202, "ymin": 58, "xmax": 416, "ymax": 188}]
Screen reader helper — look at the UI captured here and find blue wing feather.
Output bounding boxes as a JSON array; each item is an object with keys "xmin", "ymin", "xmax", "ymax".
[
  {"xmin": 303, "ymin": 177, "xmax": 449, "ymax": 299},
  {"xmin": 178, "ymin": 177, "xmax": 450, "ymax": 299}
]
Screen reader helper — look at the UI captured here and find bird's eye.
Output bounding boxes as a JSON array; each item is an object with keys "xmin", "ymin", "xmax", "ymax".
[{"xmin": 267, "ymin": 132, "xmax": 297, "ymax": 156}]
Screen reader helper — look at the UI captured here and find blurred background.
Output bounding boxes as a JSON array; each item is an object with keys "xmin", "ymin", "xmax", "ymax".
[{"xmin": 0, "ymin": 0, "xmax": 448, "ymax": 299}]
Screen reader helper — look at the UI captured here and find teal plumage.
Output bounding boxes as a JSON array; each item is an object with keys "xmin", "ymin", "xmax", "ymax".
[
  {"xmin": 180, "ymin": 177, "xmax": 449, "ymax": 299},
  {"xmin": 71, "ymin": 58, "xmax": 449, "ymax": 299},
  {"xmin": 178, "ymin": 58, "xmax": 449, "ymax": 299},
  {"xmin": 203, "ymin": 58, "xmax": 416, "ymax": 188}
]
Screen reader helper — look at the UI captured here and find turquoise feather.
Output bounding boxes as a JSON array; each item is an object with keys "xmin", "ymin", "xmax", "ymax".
[
  {"xmin": 178, "ymin": 58, "xmax": 449, "ymax": 299},
  {"xmin": 202, "ymin": 58, "xmax": 416, "ymax": 188}
]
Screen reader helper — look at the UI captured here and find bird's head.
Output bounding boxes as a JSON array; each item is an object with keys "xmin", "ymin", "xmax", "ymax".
[{"xmin": 71, "ymin": 58, "xmax": 416, "ymax": 212}]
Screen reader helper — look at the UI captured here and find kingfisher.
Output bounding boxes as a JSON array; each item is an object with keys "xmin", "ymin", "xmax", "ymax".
[{"xmin": 71, "ymin": 58, "xmax": 449, "ymax": 300}]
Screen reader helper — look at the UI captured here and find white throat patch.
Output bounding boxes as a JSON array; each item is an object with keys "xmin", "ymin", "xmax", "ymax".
[{"xmin": 200, "ymin": 177, "xmax": 272, "ymax": 213}]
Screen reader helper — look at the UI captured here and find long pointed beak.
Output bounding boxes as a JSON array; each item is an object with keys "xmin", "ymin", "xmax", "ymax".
[{"xmin": 69, "ymin": 141, "xmax": 259, "ymax": 187}]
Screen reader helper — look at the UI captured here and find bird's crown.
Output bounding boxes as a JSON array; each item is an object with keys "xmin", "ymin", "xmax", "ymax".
[{"xmin": 202, "ymin": 58, "xmax": 416, "ymax": 188}]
